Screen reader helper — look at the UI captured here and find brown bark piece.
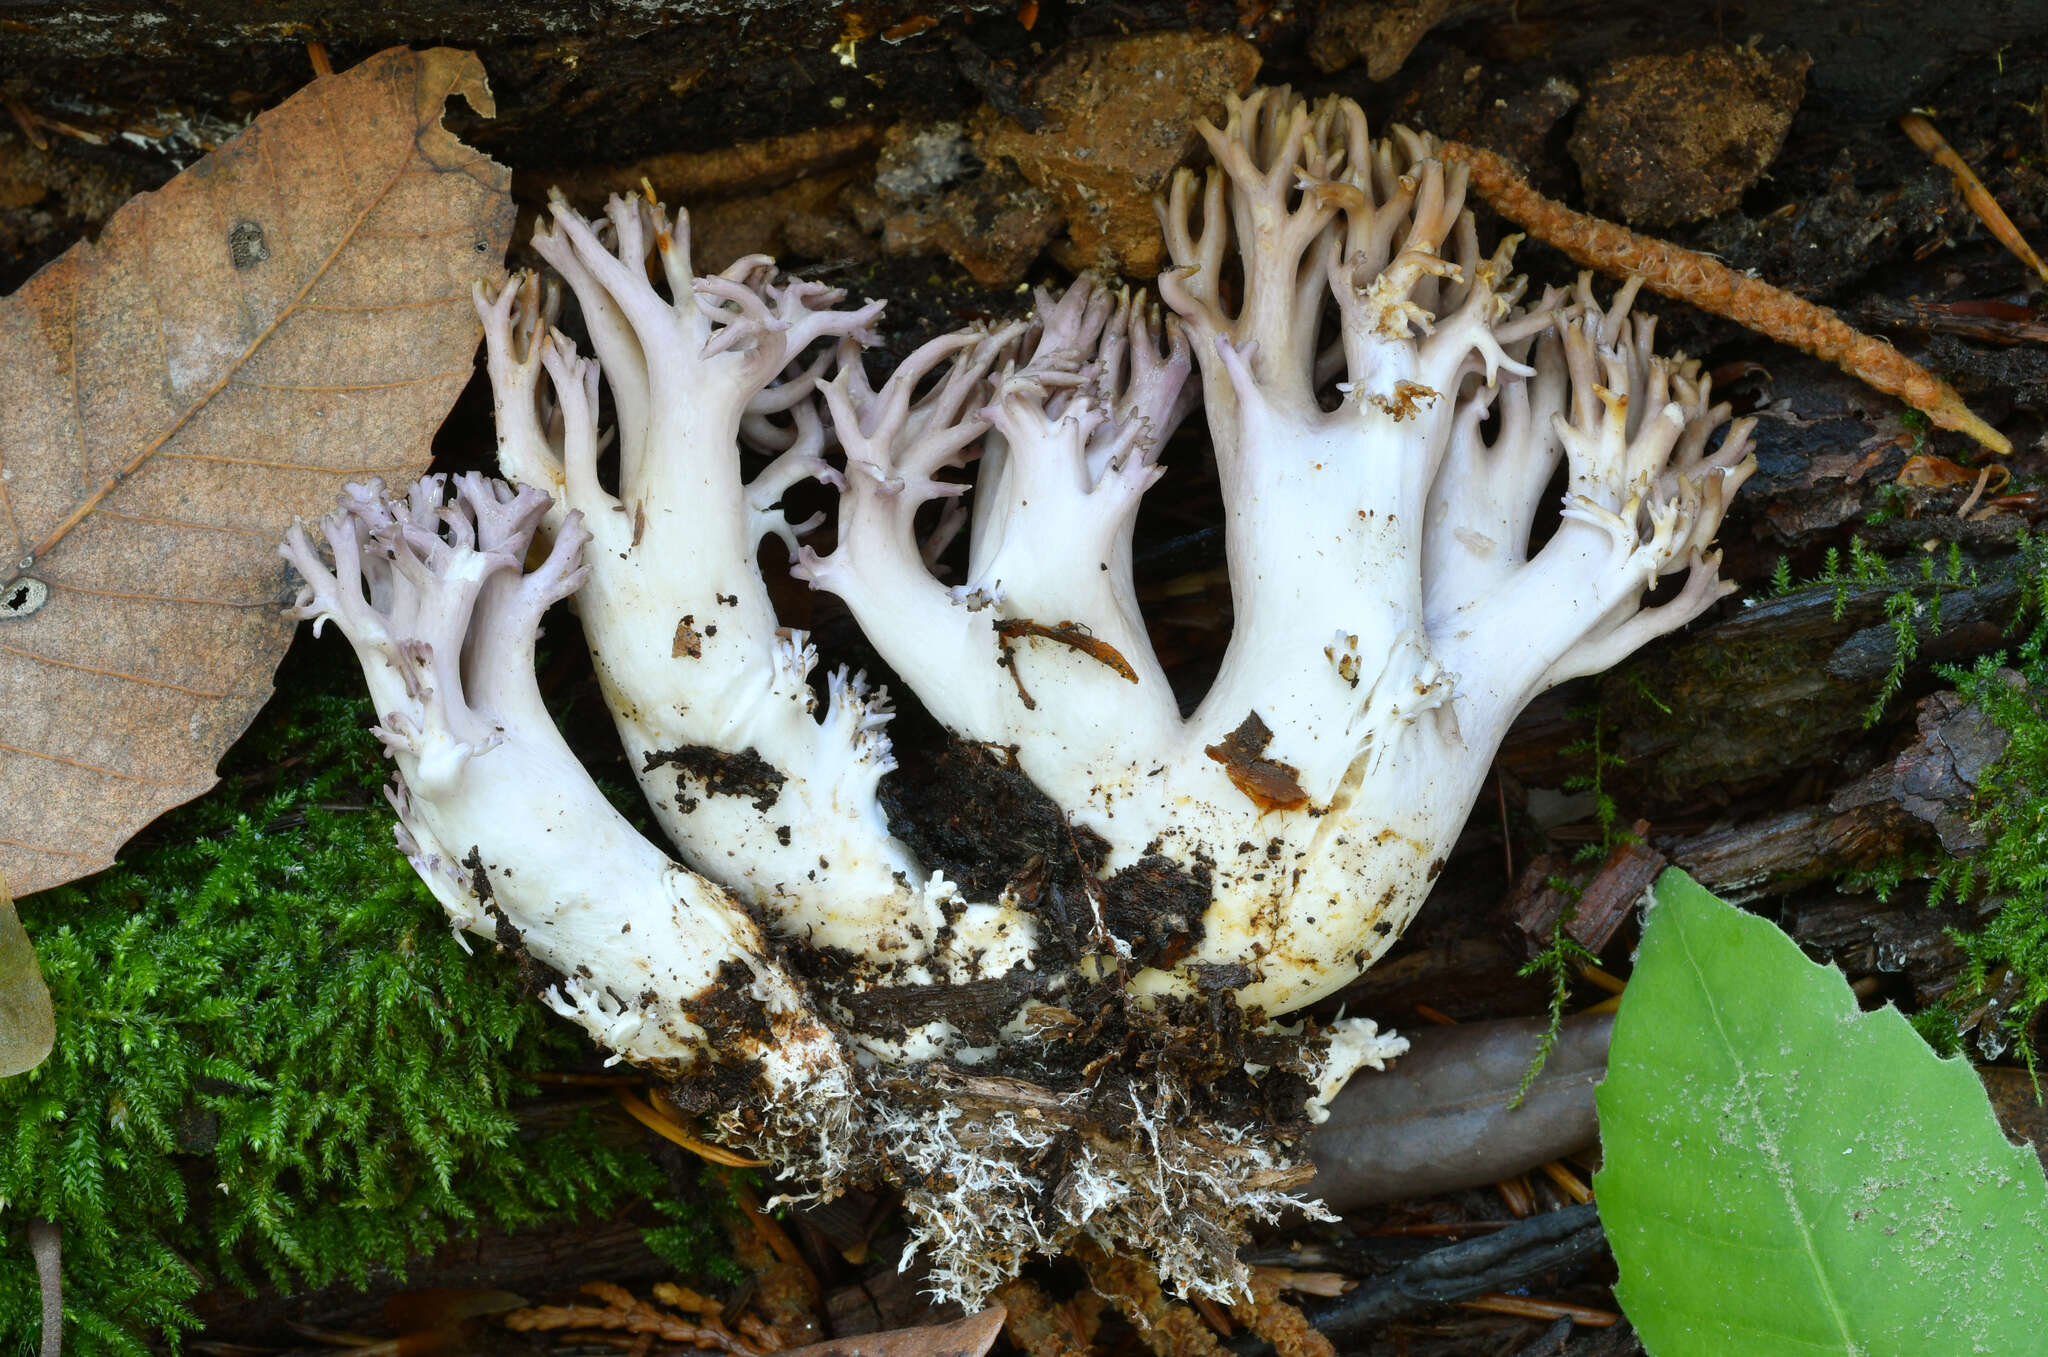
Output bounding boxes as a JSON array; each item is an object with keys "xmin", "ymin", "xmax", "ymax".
[
  {"xmin": 1508, "ymin": 829, "xmax": 1665, "ymax": 953},
  {"xmin": 1670, "ymin": 689, "xmax": 2007, "ymax": 902},
  {"xmin": 974, "ymin": 32, "xmax": 1260, "ymax": 275},
  {"xmin": 1568, "ymin": 46, "xmax": 1810, "ymax": 228},
  {"xmin": 1203, "ymin": 710, "xmax": 1309, "ymax": 812},
  {"xmin": 537, "ymin": 121, "xmax": 883, "ymax": 209},
  {"xmin": 0, "ymin": 47, "xmax": 513, "ymax": 895},
  {"xmin": 1308, "ymin": 0, "xmax": 1509, "ymax": 80},
  {"xmin": 1978, "ymin": 1067, "xmax": 2048, "ymax": 1180}
]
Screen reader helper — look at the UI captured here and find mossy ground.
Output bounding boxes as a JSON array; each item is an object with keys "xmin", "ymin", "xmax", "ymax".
[
  {"xmin": 0, "ymin": 635, "xmax": 713, "ymax": 1357},
  {"xmin": 1731, "ymin": 530, "xmax": 2048, "ymax": 1070},
  {"xmin": 1915, "ymin": 531, "xmax": 2048, "ymax": 1070}
]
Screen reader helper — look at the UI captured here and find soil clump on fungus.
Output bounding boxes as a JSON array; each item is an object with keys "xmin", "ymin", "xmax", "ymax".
[{"xmin": 6, "ymin": 1, "xmax": 2048, "ymax": 1354}]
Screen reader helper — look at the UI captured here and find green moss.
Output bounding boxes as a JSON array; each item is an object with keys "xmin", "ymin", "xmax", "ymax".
[
  {"xmin": 1788, "ymin": 534, "xmax": 1979, "ymax": 728},
  {"xmin": 1515, "ymin": 703, "xmax": 1634, "ymax": 1103},
  {"xmin": 1918, "ymin": 531, "xmax": 2048, "ymax": 1075},
  {"xmin": 0, "ymin": 645, "xmax": 697, "ymax": 1356}
]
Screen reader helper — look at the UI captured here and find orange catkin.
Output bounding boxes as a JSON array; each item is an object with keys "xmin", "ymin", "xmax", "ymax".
[{"xmin": 1441, "ymin": 141, "xmax": 2011, "ymax": 455}]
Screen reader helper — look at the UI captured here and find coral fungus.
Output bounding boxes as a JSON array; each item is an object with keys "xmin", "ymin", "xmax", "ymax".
[{"xmin": 285, "ymin": 87, "xmax": 1754, "ymax": 1300}]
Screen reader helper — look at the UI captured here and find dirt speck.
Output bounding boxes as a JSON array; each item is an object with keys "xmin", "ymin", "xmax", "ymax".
[
  {"xmin": 1203, "ymin": 712, "xmax": 1309, "ymax": 812},
  {"xmin": 644, "ymin": 744, "xmax": 787, "ymax": 811}
]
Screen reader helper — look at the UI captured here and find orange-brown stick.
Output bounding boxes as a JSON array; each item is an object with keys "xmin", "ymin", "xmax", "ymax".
[
  {"xmin": 1901, "ymin": 113, "xmax": 2048, "ymax": 285},
  {"xmin": 1441, "ymin": 141, "xmax": 2011, "ymax": 455}
]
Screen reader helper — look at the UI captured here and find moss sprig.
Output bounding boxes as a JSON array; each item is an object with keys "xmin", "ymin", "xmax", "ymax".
[{"xmin": 0, "ymin": 642, "xmax": 694, "ymax": 1357}]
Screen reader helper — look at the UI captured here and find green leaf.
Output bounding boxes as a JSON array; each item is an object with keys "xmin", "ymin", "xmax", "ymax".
[{"xmin": 1596, "ymin": 869, "xmax": 2048, "ymax": 1355}]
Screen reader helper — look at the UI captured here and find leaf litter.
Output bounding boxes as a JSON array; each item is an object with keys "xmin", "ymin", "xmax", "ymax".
[{"xmin": 0, "ymin": 46, "xmax": 513, "ymax": 895}]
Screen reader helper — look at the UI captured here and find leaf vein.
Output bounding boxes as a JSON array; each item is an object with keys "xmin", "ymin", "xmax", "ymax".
[
  {"xmin": 3, "ymin": 87, "xmax": 425, "ymax": 587},
  {"xmin": 0, "ymin": 740, "xmax": 209, "ymax": 787},
  {"xmin": 298, "ymin": 294, "xmax": 467, "ymax": 313},
  {"xmin": 1676, "ymin": 907, "xmax": 1862, "ymax": 1351},
  {"xmin": 0, "ymin": 641, "xmax": 234, "ymax": 698},
  {"xmin": 51, "ymin": 582, "xmax": 276, "ymax": 609},
  {"xmin": 160, "ymin": 454, "xmax": 420, "ymax": 475},
  {"xmin": 229, "ymin": 369, "xmax": 468, "ymax": 393},
  {"xmin": 0, "ymin": 836, "xmax": 96, "ymax": 862}
]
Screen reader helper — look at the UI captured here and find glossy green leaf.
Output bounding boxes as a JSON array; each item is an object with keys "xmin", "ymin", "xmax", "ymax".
[
  {"xmin": 1597, "ymin": 868, "xmax": 2048, "ymax": 1354},
  {"xmin": 0, "ymin": 871, "xmax": 54, "ymax": 1077}
]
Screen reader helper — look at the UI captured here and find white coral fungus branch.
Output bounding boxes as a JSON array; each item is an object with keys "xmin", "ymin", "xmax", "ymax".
[{"xmin": 279, "ymin": 474, "xmax": 847, "ymax": 1093}]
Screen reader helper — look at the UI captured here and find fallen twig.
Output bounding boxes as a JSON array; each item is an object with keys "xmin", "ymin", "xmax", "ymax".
[
  {"xmin": 1458, "ymin": 1293, "xmax": 1618, "ymax": 1325},
  {"xmin": 1900, "ymin": 112, "xmax": 2048, "ymax": 284},
  {"xmin": 503, "ymin": 1281, "xmax": 765, "ymax": 1356},
  {"xmin": 1442, "ymin": 141, "xmax": 2011, "ymax": 454},
  {"xmin": 1273, "ymin": 1204, "xmax": 1609, "ymax": 1346}
]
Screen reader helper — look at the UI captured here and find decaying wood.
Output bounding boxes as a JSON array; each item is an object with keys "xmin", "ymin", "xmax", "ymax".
[
  {"xmin": 1494, "ymin": 550, "xmax": 2024, "ymax": 813},
  {"xmin": 0, "ymin": 47, "xmax": 513, "ymax": 895},
  {"xmin": 1507, "ymin": 833, "xmax": 1665, "ymax": 954},
  {"xmin": 1669, "ymin": 689, "xmax": 2005, "ymax": 900}
]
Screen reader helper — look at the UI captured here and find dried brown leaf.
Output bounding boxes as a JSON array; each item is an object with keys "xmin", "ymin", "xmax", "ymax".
[
  {"xmin": 1305, "ymin": 1013, "xmax": 1612, "ymax": 1210},
  {"xmin": 781, "ymin": 1308, "xmax": 1007, "ymax": 1357},
  {"xmin": 0, "ymin": 47, "xmax": 513, "ymax": 894}
]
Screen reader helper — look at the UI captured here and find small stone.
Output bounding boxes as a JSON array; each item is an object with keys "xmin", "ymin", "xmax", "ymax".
[
  {"xmin": 1568, "ymin": 45, "xmax": 1811, "ymax": 228},
  {"xmin": 974, "ymin": 31, "xmax": 1261, "ymax": 276},
  {"xmin": 1309, "ymin": 0, "xmax": 1507, "ymax": 81},
  {"xmin": 872, "ymin": 122, "xmax": 977, "ymax": 204},
  {"xmin": 876, "ymin": 167, "xmax": 1062, "ymax": 289}
]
